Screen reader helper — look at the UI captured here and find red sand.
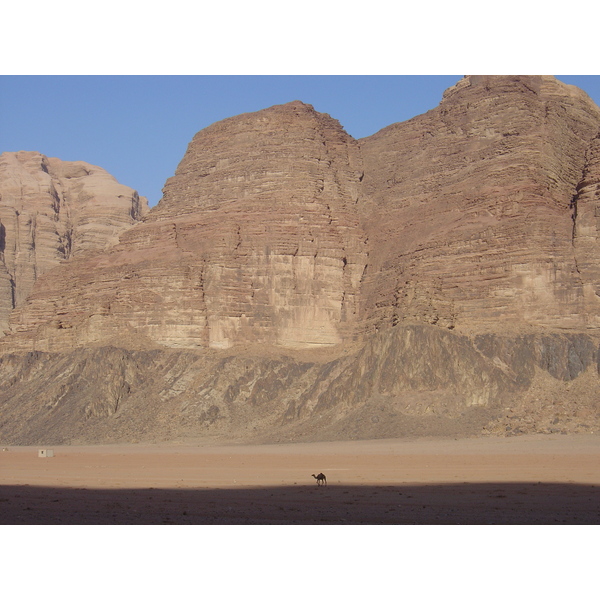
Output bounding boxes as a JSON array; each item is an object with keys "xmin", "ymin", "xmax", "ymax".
[{"xmin": 1, "ymin": 434, "xmax": 599, "ymax": 524}]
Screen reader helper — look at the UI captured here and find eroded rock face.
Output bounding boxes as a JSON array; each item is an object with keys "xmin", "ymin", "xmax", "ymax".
[
  {"xmin": 358, "ymin": 75, "xmax": 600, "ymax": 334},
  {"xmin": 12, "ymin": 80, "xmax": 600, "ymax": 355},
  {"xmin": 1, "ymin": 325, "xmax": 598, "ymax": 445},
  {"xmin": 2, "ymin": 77, "xmax": 600, "ymax": 445},
  {"xmin": 0, "ymin": 151, "xmax": 148, "ymax": 334},
  {"xmin": 5, "ymin": 102, "xmax": 368, "ymax": 351}
]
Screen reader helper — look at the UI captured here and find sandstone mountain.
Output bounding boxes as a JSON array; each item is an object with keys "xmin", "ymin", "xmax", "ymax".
[
  {"xmin": 1, "ymin": 76, "xmax": 600, "ymax": 445},
  {"xmin": 3, "ymin": 102, "xmax": 367, "ymax": 353},
  {"xmin": 359, "ymin": 75, "xmax": 600, "ymax": 334},
  {"xmin": 0, "ymin": 151, "xmax": 148, "ymax": 336}
]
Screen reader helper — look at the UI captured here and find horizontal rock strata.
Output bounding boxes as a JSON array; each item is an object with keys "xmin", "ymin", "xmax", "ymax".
[
  {"xmin": 358, "ymin": 75, "xmax": 600, "ymax": 334},
  {"xmin": 2, "ymin": 76, "xmax": 600, "ymax": 444},
  {"xmin": 4, "ymin": 102, "xmax": 367, "ymax": 352}
]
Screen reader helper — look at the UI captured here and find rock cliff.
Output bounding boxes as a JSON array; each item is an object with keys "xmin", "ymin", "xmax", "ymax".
[
  {"xmin": 0, "ymin": 151, "xmax": 148, "ymax": 335},
  {"xmin": 358, "ymin": 75, "xmax": 600, "ymax": 334},
  {"xmin": 4, "ymin": 102, "xmax": 367, "ymax": 352},
  {"xmin": 1, "ymin": 76, "xmax": 600, "ymax": 445}
]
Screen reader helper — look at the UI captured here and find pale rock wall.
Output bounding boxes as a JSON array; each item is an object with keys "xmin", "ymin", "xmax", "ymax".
[
  {"xmin": 572, "ymin": 132, "xmax": 600, "ymax": 315},
  {"xmin": 152, "ymin": 100, "xmax": 367, "ymax": 349},
  {"xmin": 0, "ymin": 151, "xmax": 148, "ymax": 334}
]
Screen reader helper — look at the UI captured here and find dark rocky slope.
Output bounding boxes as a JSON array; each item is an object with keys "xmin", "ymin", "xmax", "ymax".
[{"xmin": 1, "ymin": 325, "xmax": 598, "ymax": 444}]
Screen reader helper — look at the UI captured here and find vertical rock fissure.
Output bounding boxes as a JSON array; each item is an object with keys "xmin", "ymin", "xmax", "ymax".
[
  {"xmin": 571, "ymin": 188, "xmax": 580, "ymax": 248},
  {"xmin": 571, "ymin": 132, "xmax": 600, "ymax": 277},
  {"xmin": 570, "ymin": 204, "xmax": 584, "ymax": 282}
]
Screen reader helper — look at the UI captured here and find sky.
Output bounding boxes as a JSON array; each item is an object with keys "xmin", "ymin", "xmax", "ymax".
[
  {"xmin": 2, "ymin": 75, "xmax": 600, "ymax": 208},
  {"xmin": 0, "ymin": 75, "xmax": 462, "ymax": 206}
]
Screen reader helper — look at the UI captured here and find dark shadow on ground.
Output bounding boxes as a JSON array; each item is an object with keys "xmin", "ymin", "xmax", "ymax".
[{"xmin": 1, "ymin": 482, "xmax": 598, "ymax": 525}]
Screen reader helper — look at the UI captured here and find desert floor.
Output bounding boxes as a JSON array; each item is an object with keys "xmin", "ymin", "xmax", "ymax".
[{"xmin": 1, "ymin": 433, "xmax": 599, "ymax": 524}]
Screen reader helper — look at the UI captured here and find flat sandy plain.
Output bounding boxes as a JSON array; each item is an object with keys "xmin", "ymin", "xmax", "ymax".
[{"xmin": 1, "ymin": 434, "xmax": 599, "ymax": 524}]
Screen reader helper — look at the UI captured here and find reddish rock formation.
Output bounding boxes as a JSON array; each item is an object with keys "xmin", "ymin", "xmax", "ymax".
[
  {"xmin": 358, "ymin": 75, "xmax": 600, "ymax": 334},
  {"xmin": 0, "ymin": 151, "xmax": 148, "ymax": 335},
  {"xmin": 2, "ymin": 76, "xmax": 600, "ymax": 445},
  {"xmin": 5, "ymin": 102, "xmax": 368, "ymax": 352}
]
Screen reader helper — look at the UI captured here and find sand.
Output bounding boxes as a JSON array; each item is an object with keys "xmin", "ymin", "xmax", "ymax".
[{"xmin": 1, "ymin": 433, "xmax": 599, "ymax": 524}]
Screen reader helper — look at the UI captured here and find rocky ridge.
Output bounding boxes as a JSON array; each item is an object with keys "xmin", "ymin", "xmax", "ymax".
[
  {"xmin": 1, "ymin": 325, "xmax": 598, "ymax": 445},
  {"xmin": 1, "ymin": 76, "xmax": 600, "ymax": 445}
]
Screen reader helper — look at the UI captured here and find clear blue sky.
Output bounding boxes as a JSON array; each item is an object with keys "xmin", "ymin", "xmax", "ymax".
[{"xmin": 2, "ymin": 75, "xmax": 599, "ymax": 207}]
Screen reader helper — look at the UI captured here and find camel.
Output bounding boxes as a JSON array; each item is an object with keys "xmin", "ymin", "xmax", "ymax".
[{"xmin": 312, "ymin": 473, "xmax": 327, "ymax": 486}]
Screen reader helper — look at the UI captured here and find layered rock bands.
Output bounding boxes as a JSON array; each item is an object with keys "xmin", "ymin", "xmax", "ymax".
[
  {"xmin": 2, "ymin": 76, "xmax": 600, "ymax": 443},
  {"xmin": 4, "ymin": 102, "xmax": 368, "ymax": 351}
]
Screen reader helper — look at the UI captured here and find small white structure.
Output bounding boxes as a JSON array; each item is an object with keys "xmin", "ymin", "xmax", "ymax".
[{"xmin": 38, "ymin": 449, "xmax": 54, "ymax": 458}]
